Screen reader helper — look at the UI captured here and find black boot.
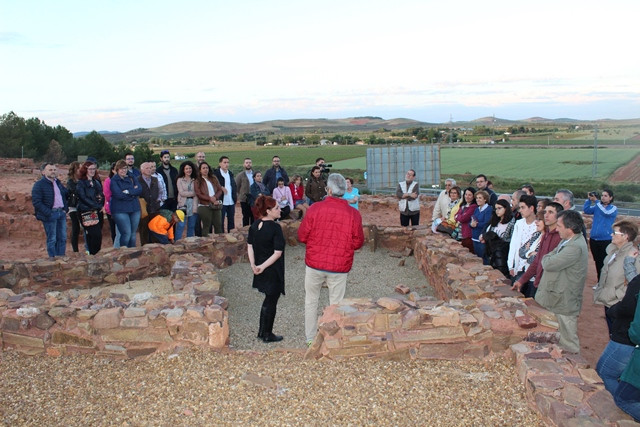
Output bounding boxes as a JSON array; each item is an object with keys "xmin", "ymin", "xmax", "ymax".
[
  {"xmin": 262, "ymin": 306, "xmax": 283, "ymax": 343},
  {"xmin": 257, "ymin": 306, "xmax": 267, "ymax": 339}
]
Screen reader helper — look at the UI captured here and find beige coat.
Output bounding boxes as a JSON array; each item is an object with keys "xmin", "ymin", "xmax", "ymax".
[
  {"xmin": 432, "ymin": 190, "xmax": 451, "ymax": 221},
  {"xmin": 535, "ymin": 233, "xmax": 589, "ymax": 317},
  {"xmin": 176, "ymin": 177, "xmax": 198, "ymax": 215},
  {"xmin": 593, "ymin": 241, "xmax": 637, "ymax": 307}
]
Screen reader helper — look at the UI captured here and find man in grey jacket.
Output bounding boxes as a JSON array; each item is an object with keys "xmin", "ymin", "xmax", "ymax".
[
  {"xmin": 235, "ymin": 157, "xmax": 254, "ymax": 227},
  {"xmin": 535, "ymin": 210, "xmax": 588, "ymax": 353}
]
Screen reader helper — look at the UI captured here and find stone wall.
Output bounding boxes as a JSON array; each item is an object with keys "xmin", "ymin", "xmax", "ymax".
[
  {"xmin": 0, "ymin": 193, "xmax": 637, "ymax": 425},
  {"xmin": 301, "ymin": 219, "xmax": 635, "ymax": 426},
  {"xmin": 0, "ymin": 252, "xmax": 228, "ymax": 358}
]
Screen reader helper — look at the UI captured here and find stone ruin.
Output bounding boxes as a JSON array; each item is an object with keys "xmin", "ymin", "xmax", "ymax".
[{"xmin": 0, "ymin": 163, "xmax": 638, "ymax": 425}]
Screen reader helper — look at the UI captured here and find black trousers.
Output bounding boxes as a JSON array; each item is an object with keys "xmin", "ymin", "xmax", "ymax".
[
  {"xmin": 400, "ymin": 213, "xmax": 419, "ymax": 226},
  {"xmin": 240, "ymin": 201, "xmax": 254, "ymax": 227},
  {"xmin": 84, "ymin": 222, "xmax": 102, "ymax": 255},
  {"xmin": 590, "ymin": 238, "xmax": 611, "ymax": 281},
  {"xmin": 260, "ymin": 293, "xmax": 281, "ymax": 335},
  {"xmin": 69, "ymin": 211, "xmax": 81, "ymax": 252}
]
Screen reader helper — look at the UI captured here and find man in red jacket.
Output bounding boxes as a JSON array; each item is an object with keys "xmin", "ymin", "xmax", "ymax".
[
  {"xmin": 512, "ymin": 202, "xmax": 564, "ymax": 297},
  {"xmin": 298, "ymin": 173, "xmax": 364, "ymax": 344}
]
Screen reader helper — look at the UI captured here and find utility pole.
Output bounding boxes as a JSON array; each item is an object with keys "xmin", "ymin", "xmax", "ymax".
[{"xmin": 592, "ymin": 125, "xmax": 598, "ymax": 178}]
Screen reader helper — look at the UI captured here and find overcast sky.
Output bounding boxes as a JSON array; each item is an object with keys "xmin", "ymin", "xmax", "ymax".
[{"xmin": 1, "ymin": 0, "xmax": 638, "ymax": 132}]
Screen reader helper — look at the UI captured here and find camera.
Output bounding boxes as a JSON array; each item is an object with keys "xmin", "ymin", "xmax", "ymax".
[
  {"xmin": 319, "ymin": 163, "xmax": 332, "ymax": 174},
  {"xmin": 588, "ymin": 191, "xmax": 599, "ymax": 198}
]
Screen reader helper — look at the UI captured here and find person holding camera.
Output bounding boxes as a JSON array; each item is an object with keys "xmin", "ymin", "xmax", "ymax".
[
  {"xmin": 306, "ymin": 166, "xmax": 326, "ymax": 205},
  {"xmin": 584, "ymin": 189, "xmax": 618, "ymax": 281}
]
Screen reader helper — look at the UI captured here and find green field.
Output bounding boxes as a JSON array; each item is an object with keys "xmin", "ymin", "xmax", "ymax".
[
  {"xmin": 168, "ymin": 145, "xmax": 639, "ymax": 200},
  {"xmin": 187, "ymin": 146, "xmax": 636, "ymax": 180},
  {"xmin": 440, "ymin": 147, "xmax": 634, "ymax": 180}
]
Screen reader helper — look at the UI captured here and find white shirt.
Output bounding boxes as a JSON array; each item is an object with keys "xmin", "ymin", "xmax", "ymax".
[
  {"xmin": 507, "ymin": 218, "xmax": 538, "ymax": 273},
  {"xmin": 220, "ymin": 169, "xmax": 233, "ymax": 206}
]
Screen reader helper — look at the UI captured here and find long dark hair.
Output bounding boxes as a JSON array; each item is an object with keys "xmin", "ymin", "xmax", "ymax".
[
  {"xmin": 68, "ymin": 161, "xmax": 81, "ymax": 180},
  {"xmin": 461, "ymin": 187, "xmax": 477, "ymax": 207},
  {"xmin": 108, "ymin": 161, "xmax": 117, "ymax": 178},
  {"xmin": 490, "ymin": 199, "xmax": 513, "ymax": 227},
  {"xmin": 197, "ymin": 161, "xmax": 215, "ymax": 181}
]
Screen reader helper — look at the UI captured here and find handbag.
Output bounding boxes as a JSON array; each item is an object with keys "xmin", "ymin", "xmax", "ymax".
[
  {"xmin": 139, "ymin": 198, "xmax": 148, "ymax": 219},
  {"xmin": 436, "ymin": 223, "xmax": 455, "ymax": 236},
  {"xmin": 80, "ymin": 210, "xmax": 100, "ymax": 227}
]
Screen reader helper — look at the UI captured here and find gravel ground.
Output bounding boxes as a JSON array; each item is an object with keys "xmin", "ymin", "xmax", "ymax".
[
  {"xmin": 0, "ymin": 245, "xmax": 543, "ymax": 425},
  {"xmin": 218, "ymin": 244, "xmax": 432, "ymax": 350},
  {"xmin": 0, "ymin": 349, "xmax": 542, "ymax": 426}
]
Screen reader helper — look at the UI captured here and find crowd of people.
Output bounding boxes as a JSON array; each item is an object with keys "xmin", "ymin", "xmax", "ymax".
[
  {"xmin": 32, "ymin": 153, "xmax": 363, "ymax": 257},
  {"xmin": 424, "ymin": 173, "xmax": 640, "ymax": 420},
  {"xmin": 31, "ymin": 154, "xmax": 363, "ymax": 345},
  {"xmin": 30, "ymin": 157, "xmax": 640, "ymax": 420}
]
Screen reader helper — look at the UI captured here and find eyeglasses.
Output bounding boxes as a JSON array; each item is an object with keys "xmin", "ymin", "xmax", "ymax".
[{"xmin": 612, "ymin": 231, "xmax": 625, "ymax": 236}]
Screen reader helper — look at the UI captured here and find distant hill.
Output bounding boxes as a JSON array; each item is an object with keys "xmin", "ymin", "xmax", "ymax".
[
  {"xmin": 75, "ymin": 116, "xmax": 640, "ymax": 142},
  {"xmin": 73, "ymin": 130, "xmax": 122, "ymax": 138}
]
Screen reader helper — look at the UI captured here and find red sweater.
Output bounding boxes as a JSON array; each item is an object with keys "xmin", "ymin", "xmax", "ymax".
[
  {"xmin": 289, "ymin": 183, "xmax": 305, "ymax": 204},
  {"xmin": 518, "ymin": 228, "xmax": 562, "ymax": 288},
  {"xmin": 455, "ymin": 203, "xmax": 477, "ymax": 239},
  {"xmin": 298, "ymin": 197, "xmax": 364, "ymax": 273}
]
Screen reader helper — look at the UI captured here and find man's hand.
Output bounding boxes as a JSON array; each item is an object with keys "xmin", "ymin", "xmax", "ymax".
[{"xmin": 511, "ymin": 281, "xmax": 521, "ymax": 292}]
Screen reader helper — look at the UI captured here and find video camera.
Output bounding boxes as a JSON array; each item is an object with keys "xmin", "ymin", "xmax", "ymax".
[{"xmin": 319, "ymin": 163, "xmax": 332, "ymax": 174}]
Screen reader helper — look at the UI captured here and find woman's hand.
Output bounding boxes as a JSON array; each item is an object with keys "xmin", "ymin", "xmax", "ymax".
[
  {"xmin": 252, "ymin": 264, "xmax": 264, "ymax": 275},
  {"xmin": 511, "ymin": 281, "xmax": 522, "ymax": 292}
]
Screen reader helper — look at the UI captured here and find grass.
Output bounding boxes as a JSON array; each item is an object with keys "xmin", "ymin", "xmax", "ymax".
[{"xmin": 164, "ymin": 144, "xmax": 639, "ymax": 201}]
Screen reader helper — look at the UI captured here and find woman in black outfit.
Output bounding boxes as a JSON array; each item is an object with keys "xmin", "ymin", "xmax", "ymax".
[
  {"xmin": 76, "ymin": 161, "xmax": 105, "ymax": 255},
  {"xmin": 66, "ymin": 162, "xmax": 82, "ymax": 252},
  {"xmin": 247, "ymin": 195, "xmax": 285, "ymax": 343}
]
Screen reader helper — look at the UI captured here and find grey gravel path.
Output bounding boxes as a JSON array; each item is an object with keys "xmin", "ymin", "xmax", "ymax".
[{"xmin": 217, "ymin": 244, "xmax": 433, "ymax": 350}]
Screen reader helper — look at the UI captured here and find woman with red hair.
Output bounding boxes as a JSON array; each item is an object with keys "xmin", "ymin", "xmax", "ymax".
[{"xmin": 247, "ymin": 195, "xmax": 285, "ymax": 342}]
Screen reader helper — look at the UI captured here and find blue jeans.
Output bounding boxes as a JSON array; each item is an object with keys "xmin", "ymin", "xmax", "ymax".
[
  {"xmin": 175, "ymin": 213, "xmax": 199, "ymax": 240},
  {"xmin": 149, "ymin": 230, "xmax": 170, "ymax": 244},
  {"xmin": 113, "ymin": 211, "xmax": 141, "ymax": 248},
  {"xmin": 597, "ymin": 340, "xmax": 635, "ymax": 394},
  {"xmin": 473, "ymin": 240, "xmax": 486, "ymax": 262},
  {"xmin": 221, "ymin": 204, "xmax": 235, "ymax": 232},
  {"xmin": 42, "ymin": 209, "xmax": 67, "ymax": 257},
  {"xmin": 615, "ymin": 380, "xmax": 640, "ymax": 422}
]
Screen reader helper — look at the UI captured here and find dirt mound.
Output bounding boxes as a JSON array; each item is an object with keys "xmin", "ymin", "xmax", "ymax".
[{"xmin": 609, "ymin": 153, "xmax": 640, "ymax": 182}]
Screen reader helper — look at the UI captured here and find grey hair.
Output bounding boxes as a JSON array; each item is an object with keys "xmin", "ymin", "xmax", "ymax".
[
  {"xmin": 557, "ymin": 210, "xmax": 584, "ymax": 234},
  {"xmin": 40, "ymin": 162, "xmax": 54, "ymax": 171},
  {"xmin": 555, "ymin": 189, "xmax": 574, "ymax": 206},
  {"xmin": 327, "ymin": 173, "xmax": 347, "ymax": 197},
  {"xmin": 445, "ymin": 178, "xmax": 456, "ymax": 186}
]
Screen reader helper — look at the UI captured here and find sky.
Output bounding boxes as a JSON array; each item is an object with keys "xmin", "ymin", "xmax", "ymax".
[{"xmin": 1, "ymin": 0, "xmax": 639, "ymax": 132}]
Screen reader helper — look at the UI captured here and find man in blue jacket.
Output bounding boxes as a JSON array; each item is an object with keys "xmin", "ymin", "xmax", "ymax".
[{"xmin": 32, "ymin": 163, "xmax": 68, "ymax": 258}]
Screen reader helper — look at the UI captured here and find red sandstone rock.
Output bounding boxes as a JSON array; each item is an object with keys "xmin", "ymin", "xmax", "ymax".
[
  {"xmin": 376, "ymin": 297, "xmax": 403, "ymax": 311},
  {"xmin": 93, "ymin": 307, "xmax": 123, "ymax": 329},
  {"xmin": 394, "ymin": 285, "xmax": 410, "ymax": 295},
  {"xmin": 515, "ymin": 313, "xmax": 538, "ymax": 329}
]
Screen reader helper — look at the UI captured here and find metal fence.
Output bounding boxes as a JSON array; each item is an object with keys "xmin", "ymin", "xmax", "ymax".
[{"xmin": 366, "ymin": 145, "xmax": 440, "ymax": 191}]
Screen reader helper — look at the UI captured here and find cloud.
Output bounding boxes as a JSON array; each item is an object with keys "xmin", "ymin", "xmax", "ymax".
[{"xmin": 0, "ymin": 32, "xmax": 27, "ymax": 45}]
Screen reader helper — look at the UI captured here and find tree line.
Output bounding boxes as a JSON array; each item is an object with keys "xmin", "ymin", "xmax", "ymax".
[{"xmin": 0, "ymin": 111, "xmax": 156, "ymax": 166}]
